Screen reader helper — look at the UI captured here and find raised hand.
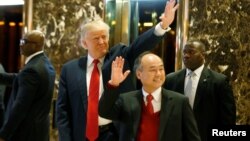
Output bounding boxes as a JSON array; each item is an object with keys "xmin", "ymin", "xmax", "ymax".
[
  {"xmin": 109, "ymin": 56, "xmax": 130, "ymax": 86},
  {"xmin": 160, "ymin": 0, "xmax": 179, "ymax": 29}
]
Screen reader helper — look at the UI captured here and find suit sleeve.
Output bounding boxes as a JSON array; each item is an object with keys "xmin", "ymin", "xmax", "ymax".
[
  {"xmin": 99, "ymin": 87, "xmax": 122, "ymax": 120},
  {"xmin": 0, "ymin": 73, "xmax": 17, "ymax": 86},
  {"xmin": 182, "ymin": 97, "xmax": 201, "ymax": 141},
  {"xmin": 218, "ymin": 76, "xmax": 236, "ymax": 124},
  {"xmin": 123, "ymin": 27, "xmax": 165, "ymax": 67},
  {"xmin": 56, "ymin": 67, "xmax": 72, "ymax": 141}
]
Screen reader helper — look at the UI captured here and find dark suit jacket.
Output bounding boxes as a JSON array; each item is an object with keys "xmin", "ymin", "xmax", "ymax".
[
  {"xmin": 163, "ymin": 67, "xmax": 236, "ymax": 141},
  {"xmin": 0, "ymin": 64, "xmax": 6, "ymax": 128},
  {"xmin": 0, "ymin": 53, "xmax": 56, "ymax": 141},
  {"xmin": 56, "ymin": 27, "xmax": 165, "ymax": 141},
  {"xmin": 99, "ymin": 88, "xmax": 201, "ymax": 141}
]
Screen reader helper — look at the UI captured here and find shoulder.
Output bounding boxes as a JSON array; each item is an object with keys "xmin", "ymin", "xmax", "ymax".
[
  {"xmin": 63, "ymin": 56, "xmax": 86, "ymax": 68},
  {"xmin": 166, "ymin": 69, "xmax": 185, "ymax": 78},
  {"xmin": 109, "ymin": 43, "xmax": 127, "ymax": 53},
  {"xmin": 120, "ymin": 90, "xmax": 141, "ymax": 99},
  {"xmin": 204, "ymin": 68, "xmax": 228, "ymax": 81},
  {"xmin": 162, "ymin": 88, "xmax": 189, "ymax": 105},
  {"xmin": 162, "ymin": 88, "xmax": 186, "ymax": 99}
]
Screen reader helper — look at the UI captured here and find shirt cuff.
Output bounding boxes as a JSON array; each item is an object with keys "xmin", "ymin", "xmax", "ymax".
[{"xmin": 154, "ymin": 23, "xmax": 171, "ymax": 36}]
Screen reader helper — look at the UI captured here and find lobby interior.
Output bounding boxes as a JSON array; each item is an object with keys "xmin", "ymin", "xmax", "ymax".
[{"xmin": 0, "ymin": 0, "xmax": 249, "ymax": 140}]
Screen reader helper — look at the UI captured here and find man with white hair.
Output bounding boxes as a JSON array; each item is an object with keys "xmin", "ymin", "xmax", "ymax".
[{"xmin": 56, "ymin": 1, "xmax": 179, "ymax": 141}]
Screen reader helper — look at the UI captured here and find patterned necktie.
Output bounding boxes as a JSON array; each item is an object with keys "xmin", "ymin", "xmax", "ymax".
[
  {"xmin": 86, "ymin": 59, "xmax": 99, "ymax": 141},
  {"xmin": 185, "ymin": 71, "xmax": 195, "ymax": 108},
  {"xmin": 146, "ymin": 94, "xmax": 154, "ymax": 114}
]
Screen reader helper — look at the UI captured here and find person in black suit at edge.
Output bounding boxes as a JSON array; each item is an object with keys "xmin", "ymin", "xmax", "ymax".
[
  {"xmin": 0, "ymin": 64, "xmax": 6, "ymax": 128},
  {"xmin": 56, "ymin": 0, "xmax": 179, "ymax": 141},
  {"xmin": 99, "ymin": 53, "xmax": 201, "ymax": 141},
  {"xmin": 0, "ymin": 30, "xmax": 56, "ymax": 141},
  {"xmin": 163, "ymin": 39, "xmax": 236, "ymax": 141}
]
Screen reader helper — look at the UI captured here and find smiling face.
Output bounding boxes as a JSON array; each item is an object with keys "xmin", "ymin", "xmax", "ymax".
[
  {"xmin": 182, "ymin": 40, "xmax": 205, "ymax": 71},
  {"xmin": 82, "ymin": 29, "xmax": 109, "ymax": 59},
  {"xmin": 136, "ymin": 53, "xmax": 166, "ymax": 93}
]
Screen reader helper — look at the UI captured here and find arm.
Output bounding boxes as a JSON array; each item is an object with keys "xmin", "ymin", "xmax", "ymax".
[
  {"xmin": 0, "ymin": 73, "xmax": 17, "ymax": 86},
  {"xmin": 99, "ymin": 57, "xmax": 130, "ymax": 119},
  {"xmin": 123, "ymin": 0, "xmax": 179, "ymax": 66}
]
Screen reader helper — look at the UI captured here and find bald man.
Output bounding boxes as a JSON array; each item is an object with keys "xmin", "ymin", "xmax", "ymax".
[{"xmin": 0, "ymin": 30, "xmax": 56, "ymax": 141}]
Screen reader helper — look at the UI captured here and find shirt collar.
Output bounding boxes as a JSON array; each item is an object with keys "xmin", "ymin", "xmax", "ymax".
[
  {"xmin": 186, "ymin": 64, "xmax": 204, "ymax": 78},
  {"xmin": 25, "ymin": 51, "xmax": 44, "ymax": 64},
  {"xmin": 87, "ymin": 54, "xmax": 104, "ymax": 67},
  {"xmin": 142, "ymin": 87, "xmax": 162, "ymax": 102}
]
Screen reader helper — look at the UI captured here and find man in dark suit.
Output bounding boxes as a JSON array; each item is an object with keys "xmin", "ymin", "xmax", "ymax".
[
  {"xmin": 0, "ymin": 30, "xmax": 56, "ymax": 141},
  {"xmin": 56, "ymin": 1, "xmax": 179, "ymax": 141},
  {"xmin": 99, "ymin": 53, "xmax": 201, "ymax": 141},
  {"xmin": 163, "ymin": 39, "xmax": 236, "ymax": 141}
]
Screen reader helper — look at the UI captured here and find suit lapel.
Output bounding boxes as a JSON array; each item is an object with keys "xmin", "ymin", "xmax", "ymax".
[
  {"xmin": 159, "ymin": 89, "xmax": 174, "ymax": 141},
  {"xmin": 78, "ymin": 57, "xmax": 88, "ymax": 112},
  {"xmin": 102, "ymin": 54, "xmax": 112, "ymax": 87},
  {"xmin": 193, "ymin": 67, "xmax": 209, "ymax": 110}
]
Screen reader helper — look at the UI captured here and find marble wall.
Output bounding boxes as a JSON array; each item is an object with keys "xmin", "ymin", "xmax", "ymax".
[{"xmin": 188, "ymin": 0, "xmax": 250, "ymax": 124}]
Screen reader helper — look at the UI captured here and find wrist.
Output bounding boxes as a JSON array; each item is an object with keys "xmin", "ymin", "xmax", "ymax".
[
  {"xmin": 160, "ymin": 22, "xmax": 169, "ymax": 30},
  {"xmin": 108, "ymin": 80, "xmax": 119, "ymax": 88}
]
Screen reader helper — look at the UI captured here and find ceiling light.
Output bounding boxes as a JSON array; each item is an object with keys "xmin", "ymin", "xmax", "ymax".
[{"xmin": 0, "ymin": 0, "xmax": 24, "ymax": 6}]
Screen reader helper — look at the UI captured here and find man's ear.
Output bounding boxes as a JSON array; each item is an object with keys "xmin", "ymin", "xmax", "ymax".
[
  {"xmin": 136, "ymin": 70, "xmax": 141, "ymax": 80},
  {"xmin": 201, "ymin": 51, "xmax": 207, "ymax": 59},
  {"xmin": 81, "ymin": 39, "xmax": 88, "ymax": 49}
]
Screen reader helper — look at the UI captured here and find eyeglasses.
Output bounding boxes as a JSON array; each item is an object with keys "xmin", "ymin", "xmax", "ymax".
[{"xmin": 20, "ymin": 39, "xmax": 37, "ymax": 46}]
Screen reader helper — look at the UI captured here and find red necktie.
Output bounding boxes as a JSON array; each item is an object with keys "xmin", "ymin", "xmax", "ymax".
[
  {"xmin": 86, "ymin": 59, "xmax": 99, "ymax": 141},
  {"xmin": 146, "ymin": 94, "xmax": 154, "ymax": 114}
]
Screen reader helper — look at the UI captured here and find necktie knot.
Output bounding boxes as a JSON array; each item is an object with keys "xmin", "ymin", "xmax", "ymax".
[
  {"xmin": 188, "ymin": 71, "xmax": 196, "ymax": 78},
  {"xmin": 146, "ymin": 94, "xmax": 153, "ymax": 103},
  {"xmin": 93, "ymin": 59, "xmax": 99, "ymax": 65}
]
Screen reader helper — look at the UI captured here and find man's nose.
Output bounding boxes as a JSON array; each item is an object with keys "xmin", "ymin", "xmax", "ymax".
[{"xmin": 98, "ymin": 38, "xmax": 104, "ymax": 44}]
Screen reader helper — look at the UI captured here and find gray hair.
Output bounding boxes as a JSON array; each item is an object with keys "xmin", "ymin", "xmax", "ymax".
[{"xmin": 80, "ymin": 19, "xmax": 110, "ymax": 39}]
